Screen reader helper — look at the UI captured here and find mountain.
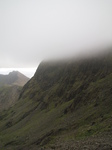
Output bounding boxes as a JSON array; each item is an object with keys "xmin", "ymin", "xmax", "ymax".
[
  {"xmin": 0, "ymin": 71, "xmax": 29, "ymax": 111},
  {"xmin": 0, "ymin": 71, "xmax": 29, "ymax": 87},
  {"xmin": 0, "ymin": 52, "xmax": 112, "ymax": 150}
]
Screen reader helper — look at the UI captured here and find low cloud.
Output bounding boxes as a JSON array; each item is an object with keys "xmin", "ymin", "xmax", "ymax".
[{"xmin": 0, "ymin": 0, "xmax": 112, "ymax": 67}]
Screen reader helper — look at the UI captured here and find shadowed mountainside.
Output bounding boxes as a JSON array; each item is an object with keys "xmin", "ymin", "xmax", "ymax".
[{"xmin": 0, "ymin": 52, "xmax": 112, "ymax": 150}]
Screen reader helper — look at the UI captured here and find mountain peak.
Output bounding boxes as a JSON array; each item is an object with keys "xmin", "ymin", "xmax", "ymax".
[
  {"xmin": 9, "ymin": 70, "xmax": 19, "ymax": 74},
  {"xmin": 0, "ymin": 71, "xmax": 29, "ymax": 87}
]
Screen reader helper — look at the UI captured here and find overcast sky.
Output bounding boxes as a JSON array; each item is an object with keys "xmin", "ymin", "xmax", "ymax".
[{"xmin": 0, "ymin": 0, "xmax": 112, "ymax": 76}]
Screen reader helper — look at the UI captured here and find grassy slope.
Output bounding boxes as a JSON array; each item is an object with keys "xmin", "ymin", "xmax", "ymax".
[{"xmin": 0, "ymin": 54, "xmax": 112, "ymax": 149}]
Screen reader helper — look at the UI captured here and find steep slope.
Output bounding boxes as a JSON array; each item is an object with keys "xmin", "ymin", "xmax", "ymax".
[
  {"xmin": 0, "ymin": 71, "xmax": 29, "ymax": 87},
  {"xmin": 0, "ymin": 53, "xmax": 112, "ymax": 150}
]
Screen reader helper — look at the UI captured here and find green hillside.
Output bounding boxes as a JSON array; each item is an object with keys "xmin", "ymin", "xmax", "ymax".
[{"xmin": 0, "ymin": 53, "xmax": 112, "ymax": 150}]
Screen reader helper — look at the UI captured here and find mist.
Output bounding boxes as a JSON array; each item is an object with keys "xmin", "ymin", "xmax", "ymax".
[{"xmin": 0, "ymin": 0, "xmax": 112, "ymax": 68}]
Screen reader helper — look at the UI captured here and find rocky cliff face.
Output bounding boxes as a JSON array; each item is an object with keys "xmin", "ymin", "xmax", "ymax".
[
  {"xmin": 20, "ymin": 54, "xmax": 112, "ymax": 110},
  {"xmin": 0, "ymin": 52, "xmax": 112, "ymax": 150}
]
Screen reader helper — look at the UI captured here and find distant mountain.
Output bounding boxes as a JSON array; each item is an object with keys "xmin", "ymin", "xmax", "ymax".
[
  {"xmin": 0, "ymin": 52, "xmax": 112, "ymax": 149},
  {"xmin": 0, "ymin": 71, "xmax": 29, "ymax": 111},
  {"xmin": 0, "ymin": 71, "xmax": 29, "ymax": 87}
]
